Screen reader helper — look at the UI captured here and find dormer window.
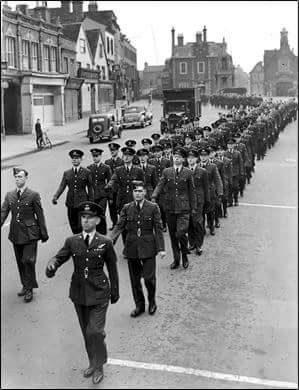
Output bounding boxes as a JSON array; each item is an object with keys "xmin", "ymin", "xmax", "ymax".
[{"xmin": 80, "ymin": 39, "xmax": 86, "ymax": 54}]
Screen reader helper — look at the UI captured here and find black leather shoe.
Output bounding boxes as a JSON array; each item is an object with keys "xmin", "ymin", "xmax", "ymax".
[
  {"xmin": 130, "ymin": 307, "xmax": 145, "ymax": 318},
  {"xmin": 188, "ymin": 245, "xmax": 196, "ymax": 251},
  {"xmin": 223, "ymin": 212, "xmax": 227, "ymax": 218},
  {"xmin": 162, "ymin": 226, "xmax": 167, "ymax": 233},
  {"xmin": 234, "ymin": 201, "xmax": 239, "ymax": 206},
  {"xmin": 240, "ymin": 192, "xmax": 244, "ymax": 197},
  {"xmin": 182, "ymin": 255, "xmax": 189, "ymax": 269},
  {"xmin": 170, "ymin": 261, "xmax": 180, "ymax": 269},
  {"xmin": 195, "ymin": 247, "xmax": 202, "ymax": 256},
  {"xmin": 227, "ymin": 203, "xmax": 233, "ymax": 207},
  {"xmin": 17, "ymin": 288, "xmax": 26, "ymax": 297},
  {"xmin": 24, "ymin": 290, "xmax": 33, "ymax": 303},
  {"xmin": 215, "ymin": 222, "xmax": 220, "ymax": 228},
  {"xmin": 210, "ymin": 229, "xmax": 215, "ymax": 236},
  {"xmin": 92, "ymin": 367, "xmax": 104, "ymax": 384},
  {"xmin": 148, "ymin": 302, "xmax": 157, "ymax": 315},
  {"xmin": 83, "ymin": 366, "xmax": 94, "ymax": 378}
]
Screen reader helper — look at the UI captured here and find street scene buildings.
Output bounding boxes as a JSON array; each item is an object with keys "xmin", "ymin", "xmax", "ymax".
[{"xmin": 1, "ymin": 1, "xmax": 298, "ymax": 389}]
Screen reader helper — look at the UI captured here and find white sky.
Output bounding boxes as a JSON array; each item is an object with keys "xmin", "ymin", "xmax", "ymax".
[{"xmin": 6, "ymin": 1, "xmax": 298, "ymax": 73}]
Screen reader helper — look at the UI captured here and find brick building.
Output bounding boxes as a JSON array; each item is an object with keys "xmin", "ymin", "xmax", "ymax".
[
  {"xmin": 249, "ymin": 61, "xmax": 264, "ymax": 96},
  {"xmin": 263, "ymin": 28, "xmax": 298, "ymax": 97},
  {"xmin": 1, "ymin": 3, "xmax": 68, "ymax": 134},
  {"xmin": 162, "ymin": 27, "xmax": 234, "ymax": 94},
  {"xmin": 139, "ymin": 62, "xmax": 164, "ymax": 96}
]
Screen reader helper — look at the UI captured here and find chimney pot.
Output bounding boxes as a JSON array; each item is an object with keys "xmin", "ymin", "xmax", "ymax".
[
  {"xmin": 177, "ymin": 34, "xmax": 184, "ymax": 46},
  {"xmin": 88, "ymin": 1, "xmax": 98, "ymax": 12}
]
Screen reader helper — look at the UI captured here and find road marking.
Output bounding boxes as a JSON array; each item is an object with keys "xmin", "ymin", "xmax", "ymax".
[
  {"xmin": 239, "ymin": 202, "xmax": 297, "ymax": 210},
  {"xmin": 108, "ymin": 358, "xmax": 298, "ymax": 388}
]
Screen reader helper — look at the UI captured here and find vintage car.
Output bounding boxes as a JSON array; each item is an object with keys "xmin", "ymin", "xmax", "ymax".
[
  {"xmin": 87, "ymin": 113, "xmax": 122, "ymax": 144},
  {"xmin": 122, "ymin": 105, "xmax": 153, "ymax": 129}
]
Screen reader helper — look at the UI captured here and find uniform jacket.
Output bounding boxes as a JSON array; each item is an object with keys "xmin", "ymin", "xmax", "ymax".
[
  {"xmin": 138, "ymin": 163, "xmax": 158, "ymax": 199},
  {"xmin": 104, "ymin": 156, "xmax": 124, "ymax": 174},
  {"xmin": 87, "ymin": 163, "xmax": 112, "ymax": 200},
  {"xmin": 219, "ymin": 156, "xmax": 233, "ymax": 191},
  {"xmin": 110, "ymin": 200, "xmax": 165, "ymax": 259},
  {"xmin": 50, "ymin": 232, "xmax": 119, "ymax": 306},
  {"xmin": 198, "ymin": 161, "xmax": 223, "ymax": 199},
  {"xmin": 152, "ymin": 166, "xmax": 196, "ymax": 213},
  {"xmin": 210, "ymin": 158, "xmax": 225, "ymax": 188},
  {"xmin": 1, "ymin": 188, "xmax": 48, "ymax": 245},
  {"xmin": 148, "ymin": 157, "xmax": 171, "ymax": 178},
  {"xmin": 223, "ymin": 150, "xmax": 244, "ymax": 177},
  {"xmin": 189, "ymin": 165, "xmax": 210, "ymax": 206},
  {"xmin": 106, "ymin": 165, "xmax": 145, "ymax": 211},
  {"xmin": 53, "ymin": 167, "xmax": 94, "ymax": 208}
]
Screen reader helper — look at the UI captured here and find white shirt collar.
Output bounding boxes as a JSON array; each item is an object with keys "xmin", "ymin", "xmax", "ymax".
[
  {"xmin": 174, "ymin": 165, "xmax": 183, "ymax": 172},
  {"xmin": 125, "ymin": 163, "xmax": 133, "ymax": 170},
  {"xmin": 135, "ymin": 200, "xmax": 145, "ymax": 209},
  {"xmin": 189, "ymin": 164, "xmax": 197, "ymax": 170},
  {"xmin": 82, "ymin": 230, "xmax": 96, "ymax": 243},
  {"xmin": 73, "ymin": 166, "xmax": 81, "ymax": 171},
  {"xmin": 17, "ymin": 187, "xmax": 26, "ymax": 194}
]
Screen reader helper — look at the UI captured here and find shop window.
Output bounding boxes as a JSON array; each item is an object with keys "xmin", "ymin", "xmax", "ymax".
[
  {"xmin": 70, "ymin": 59, "xmax": 75, "ymax": 75},
  {"xmin": 33, "ymin": 97, "xmax": 43, "ymax": 106},
  {"xmin": 63, "ymin": 57, "xmax": 69, "ymax": 73},
  {"xmin": 6, "ymin": 36, "xmax": 16, "ymax": 68},
  {"xmin": 22, "ymin": 40, "xmax": 30, "ymax": 70},
  {"xmin": 197, "ymin": 61, "xmax": 204, "ymax": 73},
  {"xmin": 43, "ymin": 45, "xmax": 50, "ymax": 72},
  {"xmin": 44, "ymin": 95, "xmax": 54, "ymax": 105},
  {"xmin": 51, "ymin": 47, "xmax": 57, "ymax": 72},
  {"xmin": 80, "ymin": 39, "xmax": 86, "ymax": 53},
  {"xmin": 31, "ymin": 42, "xmax": 38, "ymax": 71}
]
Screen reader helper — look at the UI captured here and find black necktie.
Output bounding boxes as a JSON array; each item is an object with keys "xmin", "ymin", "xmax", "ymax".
[
  {"xmin": 126, "ymin": 166, "xmax": 130, "ymax": 174},
  {"xmin": 84, "ymin": 234, "xmax": 89, "ymax": 247},
  {"xmin": 137, "ymin": 202, "xmax": 141, "ymax": 212},
  {"xmin": 17, "ymin": 190, "xmax": 21, "ymax": 199},
  {"xmin": 142, "ymin": 164, "xmax": 146, "ymax": 172},
  {"xmin": 74, "ymin": 168, "xmax": 78, "ymax": 175},
  {"xmin": 176, "ymin": 168, "xmax": 179, "ymax": 175}
]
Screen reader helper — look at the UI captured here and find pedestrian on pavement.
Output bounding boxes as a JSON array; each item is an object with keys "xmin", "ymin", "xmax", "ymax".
[
  {"xmin": 1, "ymin": 167, "xmax": 49, "ymax": 302},
  {"xmin": 109, "ymin": 181, "xmax": 165, "ymax": 317},
  {"xmin": 104, "ymin": 143, "xmax": 124, "ymax": 231},
  {"xmin": 87, "ymin": 148, "xmax": 112, "ymax": 235},
  {"xmin": 151, "ymin": 147, "xmax": 196, "ymax": 269},
  {"xmin": 186, "ymin": 149, "xmax": 210, "ymax": 256},
  {"xmin": 35, "ymin": 118, "xmax": 43, "ymax": 148},
  {"xmin": 52, "ymin": 150, "xmax": 94, "ymax": 234},
  {"xmin": 45, "ymin": 201, "xmax": 119, "ymax": 385}
]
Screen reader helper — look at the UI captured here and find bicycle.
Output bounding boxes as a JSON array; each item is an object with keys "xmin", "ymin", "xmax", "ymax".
[{"xmin": 37, "ymin": 130, "xmax": 52, "ymax": 150}]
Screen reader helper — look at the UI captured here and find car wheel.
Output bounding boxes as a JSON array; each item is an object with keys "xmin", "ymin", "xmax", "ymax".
[
  {"xmin": 118, "ymin": 129, "xmax": 122, "ymax": 138},
  {"xmin": 89, "ymin": 137, "xmax": 94, "ymax": 144},
  {"xmin": 141, "ymin": 121, "xmax": 145, "ymax": 128}
]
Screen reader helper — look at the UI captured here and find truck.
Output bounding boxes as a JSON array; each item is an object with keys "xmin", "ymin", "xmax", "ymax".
[{"xmin": 160, "ymin": 87, "xmax": 202, "ymax": 134}]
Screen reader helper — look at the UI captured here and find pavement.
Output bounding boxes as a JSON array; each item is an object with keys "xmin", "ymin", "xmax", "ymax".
[{"xmin": 1, "ymin": 100, "xmax": 297, "ymax": 389}]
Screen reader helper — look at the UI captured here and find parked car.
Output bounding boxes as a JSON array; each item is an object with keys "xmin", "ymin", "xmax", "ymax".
[
  {"xmin": 87, "ymin": 113, "xmax": 122, "ymax": 144},
  {"xmin": 122, "ymin": 106, "xmax": 153, "ymax": 129}
]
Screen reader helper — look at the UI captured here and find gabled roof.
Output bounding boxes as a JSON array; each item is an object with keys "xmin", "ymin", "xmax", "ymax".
[
  {"xmin": 86, "ymin": 29, "xmax": 100, "ymax": 59},
  {"xmin": 84, "ymin": 10, "xmax": 120, "ymax": 32},
  {"xmin": 249, "ymin": 61, "xmax": 263, "ymax": 74},
  {"xmin": 173, "ymin": 43, "xmax": 194, "ymax": 58},
  {"xmin": 62, "ymin": 23, "xmax": 81, "ymax": 42}
]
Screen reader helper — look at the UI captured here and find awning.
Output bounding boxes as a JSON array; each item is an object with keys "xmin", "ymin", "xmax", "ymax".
[{"xmin": 65, "ymin": 77, "xmax": 84, "ymax": 90}]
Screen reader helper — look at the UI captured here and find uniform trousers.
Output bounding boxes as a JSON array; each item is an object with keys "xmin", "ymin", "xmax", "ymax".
[
  {"xmin": 127, "ymin": 257, "xmax": 156, "ymax": 309},
  {"xmin": 166, "ymin": 213, "xmax": 189, "ymax": 264},
  {"xmin": 188, "ymin": 205, "xmax": 204, "ymax": 248},
  {"xmin": 203, "ymin": 203, "xmax": 215, "ymax": 231},
  {"xmin": 228, "ymin": 176, "xmax": 239, "ymax": 204},
  {"xmin": 74, "ymin": 301, "xmax": 109, "ymax": 369},
  {"xmin": 108, "ymin": 192, "xmax": 118, "ymax": 227},
  {"xmin": 157, "ymin": 199, "xmax": 167, "ymax": 228},
  {"xmin": 239, "ymin": 175, "xmax": 246, "ymax": 195},
  {"xmin": 67, "ymin": 207, "xmax": 81, "ymax": 234},
  {"xmin": 245, "ymin": 166, "xmax": 252, "ymax": 184},
  {"xmin": 13, "ymin": 242, "xmax": 38, "ymax": 290}
]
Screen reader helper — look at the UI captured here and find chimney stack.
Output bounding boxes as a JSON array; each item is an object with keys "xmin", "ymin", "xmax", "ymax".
[
  {"xmin": 203, "ymin": 25, "xmax": 207, "ymax": 42},
  {"xmin": 177, "ymin": 34, "xmax": 184, "ymax": 47},
  {"xmin": 61, "ymin": 1, "xmax": 71, "ymax": 13},
  {"xmin": 171, "ymin": 27, "xmax": 175, "ymax": 56},
  {"xmin": 34, "ymin": 1, "xmax": 51, "ymax": 22},
  {"xmin": 196, "ymin": 31, "xmax": 202, "ymax": 43},
  {"xmin": 88, "ymin": 1, "xmax": 98, "ymax": 12},
  {"xmin": 72, "ymin": 1, "xmax": 83, "ymax": 20}
]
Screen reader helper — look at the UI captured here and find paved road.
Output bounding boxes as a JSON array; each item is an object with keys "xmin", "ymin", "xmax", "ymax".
[{"xmin": 1, "ymin": 101, "xmax": 297, "ymax": 388}]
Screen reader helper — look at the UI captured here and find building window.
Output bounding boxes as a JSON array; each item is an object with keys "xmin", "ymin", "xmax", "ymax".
[
  {"xmin": 101, "ymin": 66, "xmax": 106, "ymax": 80},
  {"xmin": 110, "ymin": 39, "xmax": 113, "ymax": 55},
  {"xmin": 86, "ymin": 63, "xmax": 90, "ymax": 69},
  {"xmin": 221, "ymin": 57, "xmax": 228, "ymax": 71},
  {"xmin": 99, "ymin": 43, "xmax": 103, "ymax": 58},
  {"xmin": 180, "ymin": 62, "xmax": 187, "ymax": 74},
  {"xmin": 6, "ymin": 36, "xmax": 16, "ymax": 68},
  {"xmin": 31, "ymin": 42, "xmax": 38, "ymax": 71},
  {"xmin": 197, "ymin": 61, "xmax": 204, "ymax": 73},
  {"xmin": 43, "ymin": 45, "xmax": 50, "ymax": 72},
  {"xmin": 79, "ymin": 39, "xmax": 86, "ymax": 53},
  {"xmin": 70, "ymin": 59, "xmax": 75, "ymax": 74},
  {"xmin": 51, "ymin": 47, "xmax": 57, "ymax": 72},
  {"xmin": 63, "ymin": 57, "xmax": 69, "ymax": 73},
  {"xmin": 22, "ymin": 40, "xmax": 30, "ymax": 70},
  {"xmin": 106, "ymin": 36, "xmax": 110, "ymax": 54},
  {"xmin": 76, "ymin": 61, "xmax": 81, "ymax": 72}
]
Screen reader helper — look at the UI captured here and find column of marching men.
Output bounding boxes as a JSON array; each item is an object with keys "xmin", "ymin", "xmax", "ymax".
[{"xmin": 1, "ymin": 97, "xmax": 297, "ymax": 384}]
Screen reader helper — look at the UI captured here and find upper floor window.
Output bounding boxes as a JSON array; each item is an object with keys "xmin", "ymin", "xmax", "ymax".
[
  {"xmin": 63, "ymin": 57, "xmax": 69, "ymax": 73},
  {"xmin": 51, "ymin": 47, "xmax": 57, "ymax": 72},
  {"xmin": 106, "ymin": 37, "xmax": 110, "ymax": 54},
  {"xmin": 43, "ymin": 45, "xmax": 50, "ymax": 72},
  {"xmin": 70, "ymin": 59, "xmax": 75, "ymax": 74},
  {"xmin": 31, "ymin": 42, "xmax": 38, "ymax": 71},
  {"xmin": 22, "ymin": 40, "xmax": 30, "ymax": 70},
  {"xmin": 110, "ymin": 39, "xmax": 114, "ymax": 55},
  {"xmin": 99, "ymin": 43, "xmax": 103, "ymax": 58},
  {"xmin": 221, "ymin": 57, "xmax": 228, "ymax": 71},
  {"xmin": 6, "ymin": 37, "xmax": 16, "ymax": 68},
  {"xmin": 101, "ymin": 66, "xmax": 106, "ymax": 80},
  {"xmin": 79, "ymin": 39, "xmax": 86, "ymax": 54},
  {"xmin": 180, "ymin": 62, "xmax": 187, "ymax": 74},
  {"xmin": 197, "ymin": 61, "xmax": 204, "ymax": 73}
]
